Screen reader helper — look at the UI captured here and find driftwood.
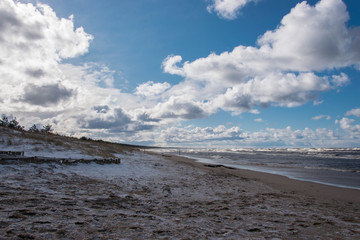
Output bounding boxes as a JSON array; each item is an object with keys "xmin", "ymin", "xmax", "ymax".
[{"xmin": 203, "ymin": 164, "xmax": 236, "ymax": 170}]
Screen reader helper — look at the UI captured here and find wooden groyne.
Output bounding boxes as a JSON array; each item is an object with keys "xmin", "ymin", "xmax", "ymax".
[
  {"xmin": 0, "ymin": 156, "xmax": 121, "ymax": 165},
  {"xmin": 0, "ymin": 151, "xmax": 24, "ymax": 156}
]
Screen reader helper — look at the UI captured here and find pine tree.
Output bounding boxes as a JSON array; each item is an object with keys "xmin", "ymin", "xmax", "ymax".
[
  {"xmin": 29, "ymin": 124, "xmax": 40, "ymax": 132},
  {"xmin": 41, "ymin": 124, "xmax": 53, "ymax": 133},
  {"xmin": 0, "ymin": 115, "xmax": 9, "ymax": 126},
  {"xmin": 8, "ymin": 118, "xmax": 19, "ymax": 128}
]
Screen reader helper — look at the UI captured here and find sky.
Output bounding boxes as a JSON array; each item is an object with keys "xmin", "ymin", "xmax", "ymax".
[{"xmin": 1, "ymin": 0, "xmax": 360, "ymax": 147}]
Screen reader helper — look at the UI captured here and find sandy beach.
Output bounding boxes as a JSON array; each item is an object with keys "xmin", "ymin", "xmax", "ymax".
[
  {"xmin": 2, "ymin": 0, "xmax": 360, "ymax": 239},
  {"xmin": 0, "ymin": 151, "xmax": 359, "ymax": 239}
]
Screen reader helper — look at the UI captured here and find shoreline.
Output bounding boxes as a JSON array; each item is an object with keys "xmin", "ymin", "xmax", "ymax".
[
  {"xmin": 202, "ymin": 160, "xmax": 360, "ymax": 191},
  {"xmin": 158, "ymin": 152, "xmax": 360, "ymax": 203},
  {"xmin": 187, "ymin": 154, "xmax": 360, "ymax": 191},
  {"xmin": 150, "ymin": 147, "xmax": 360, "ymax": 192}
]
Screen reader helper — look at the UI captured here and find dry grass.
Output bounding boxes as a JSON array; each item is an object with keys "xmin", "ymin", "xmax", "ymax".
[{"xmin": 6, "ymin": 138, "xmax": 12, "ymax": 146}]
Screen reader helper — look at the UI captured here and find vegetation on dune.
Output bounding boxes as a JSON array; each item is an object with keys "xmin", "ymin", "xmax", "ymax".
[
  {"xmin": 0, "ymin": 114, "xmax": 147, "ymax": 158},
  {"xmin": 1, "ymin": 114, "xmax": 53, "ymax": 133}
]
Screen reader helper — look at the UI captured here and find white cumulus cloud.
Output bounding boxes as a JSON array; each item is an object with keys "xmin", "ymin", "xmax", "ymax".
[
  {"xmin": 257, "ymin": 0, "xmax": 358, "ymax": 71},
  {"xmin": 135, "ymin": 81, "xmax": 171, "ymax": 97},
  {"xmin": 2, "ymin": 0, "xmax": 360, "ymax": 147},
  {"xmin": 346, "ymin": 108, "xmax": 360, "ymax": 117},
  {"xmin": 0, "ymin": 0, "xmax": 145, "ymax": 139},
  {"xmin": 161, "ymin": 55, "xmax": 185, "ymax": 76},
  {"xmin": 336, "ymin": 117, "xmax": 360, "ymax": 139},
  {"xmin": 159, "ymin": 125, "xmax": 244, "ymax": 145},
  {"xmin": 207, "ymin": 0, "xmax": 258, "ymax": 20},
  {"xmin": 155, "ymin": 124, "xmax": 359, "ymax": 147},
  {"xmin": 162, "ymin": 0, "xmax": 357, "ymax": 115}
]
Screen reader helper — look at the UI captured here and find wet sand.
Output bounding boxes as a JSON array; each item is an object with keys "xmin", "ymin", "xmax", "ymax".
[
  {"xmin": 169, "ymin": 153, "xmax": 360, "ymax": 203},
  {"xmin": 0, "ymin": 152, "xmax": 359, "ymax": 239}
]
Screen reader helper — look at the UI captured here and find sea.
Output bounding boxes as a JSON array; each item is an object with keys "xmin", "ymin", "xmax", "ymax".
[{"xmin": 157, "ymin": 148, "xmax": 360, "ymax": 190}]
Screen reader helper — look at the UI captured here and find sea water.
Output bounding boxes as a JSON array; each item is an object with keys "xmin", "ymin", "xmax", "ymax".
[{"xmin": 158, "ymin": 148, "xmax": 360, "ymax": 190}]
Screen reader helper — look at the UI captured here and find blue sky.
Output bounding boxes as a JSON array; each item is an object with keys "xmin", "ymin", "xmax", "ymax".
[{"xmin": 1, "ymin": 0, "xmax": 360, "ymax": 147}]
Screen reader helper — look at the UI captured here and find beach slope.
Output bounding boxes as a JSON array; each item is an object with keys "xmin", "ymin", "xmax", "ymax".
[{"xmin": 0, "ymin": 151, "xmax": 359, "ymax": 239}]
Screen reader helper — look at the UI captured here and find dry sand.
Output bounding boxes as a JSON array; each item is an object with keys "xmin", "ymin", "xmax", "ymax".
[{"xmin": 0, "ymin": 151, "xmax": 359, "ymax": 239}]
